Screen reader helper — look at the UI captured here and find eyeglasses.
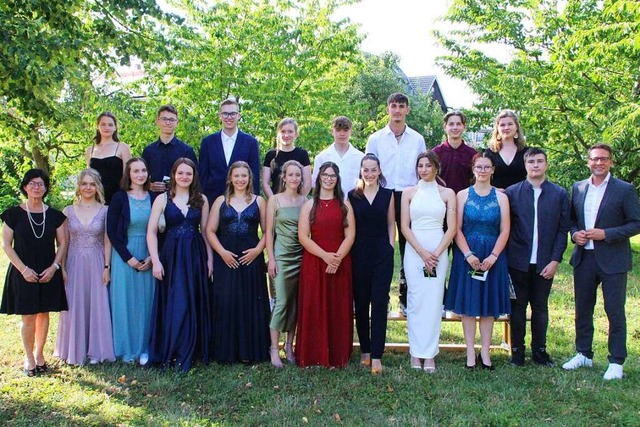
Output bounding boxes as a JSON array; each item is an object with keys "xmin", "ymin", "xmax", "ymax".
[
  {"xmin": 588, "ymin": 156, "xmax": 610, "ymax": 163},
  {"xmin": 220, "ymin": 112, "xmax": 239, "ymax": 119},
  {"xmin": 27, "ymin": 182, "xmax": 46, "ymax": 188},
  {"xmin": 473, "ymin": 165, "xmax": 493, "ymax": 172},
  {"xmin": 158, "ymin": 117, "xmax": 178, "ymax": 123},
  {"xmin": 320, "ymin": 173, "xmax": 338, "ymax": 180}
]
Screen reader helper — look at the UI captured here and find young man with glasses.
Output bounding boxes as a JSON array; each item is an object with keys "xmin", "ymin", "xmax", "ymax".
[
  {"xmin": 504, "ymin": 148, "xmax": 569, "ymax": 367},
  {"xmin": 142, "ymin": 105, "xmax": 198, "ymax": 193},
  {"xmin": 198, "ymin": 98, "xmax": 261, "ymax": 203},
  {"xmin": 563, "ymin": 143, "xmax": 640, "ymax": 380},
  {"xmin": 311, "ymin": 116, "xmax": 364, "ymax": 197}
]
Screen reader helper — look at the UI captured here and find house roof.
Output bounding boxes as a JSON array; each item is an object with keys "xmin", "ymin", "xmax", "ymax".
[{"xmin": 408, "ymin": 76, "xmax": 437, "ymax": 95}]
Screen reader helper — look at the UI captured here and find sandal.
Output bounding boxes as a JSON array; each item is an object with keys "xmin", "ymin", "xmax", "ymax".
[
  {"xmin": 35, "ymin": 363, "xmax": 48, "ymax": 374},
  {"xmin": 284, "ymin": 343, "xmax": 296, "ymax": 364},
  {"xmin": 269, "ymin": 347, "xmax": 283, "ymax": 368}
]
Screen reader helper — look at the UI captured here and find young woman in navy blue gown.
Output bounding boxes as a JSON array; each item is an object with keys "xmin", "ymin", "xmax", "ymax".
[
  {"xmin": 147, "ymin": 158, "xmax": 213, "ymax": 372},
  {"xmin": 207, "ymin": 161, "xmax": 270, "ymax": 363},
  {"xmin": 444, "ymin": 152, "xmax": 511, "ymax": 370},
  {"xmin": 348, "ymin": 154, "xmax": 395, "ymax": 374}
]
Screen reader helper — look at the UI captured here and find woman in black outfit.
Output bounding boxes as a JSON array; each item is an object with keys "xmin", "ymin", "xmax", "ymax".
[{"xmin": 487, "ymin": 109, "xmax": 527, "ymax": 190}]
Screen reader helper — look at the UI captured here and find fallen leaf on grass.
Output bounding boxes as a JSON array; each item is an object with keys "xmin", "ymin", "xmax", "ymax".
[
  {"xmin": 302, "ymin": 417, "xmax": 308, "ymax": 423},
  {"xmin": 273, "ymin": 385, "xmax": 280, "ymax": 390},
  {"xmin": 245, "ymin": 382, "xmax": 253, "ymax": 388},
  {"xmin": 117, "ymin": 375, "xmax": 126, "ymax": 384},
  {"xmin": 387, "ymin": 384, "xmax": 394, "ymax": 392},
  {"xmin": 334, "ymin": 413, "xmax": 342, "ymax": 422},
  {"xmin": 130, "ymin": 380, "xmax": 138, "ymax": 385}
]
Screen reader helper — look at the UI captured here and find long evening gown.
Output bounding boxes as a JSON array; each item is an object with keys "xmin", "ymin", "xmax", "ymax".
[
  {"xmin": 269, "ymin": 204, "xmax": 303, "ymax": 334},
  {"xmin": 212, "ymin": 198, "xmax": 270, "ymax": 363},
  {"xmin": 110, "ymin": 194, "xmax": 155, "ymax": 362},
  {"xmin": 296, "ymin": 198, "xmax": 353, "ymax": 367},
  {"xmin": 55, "ymin": 206, "xmax": 115, "ymax": 365},
  {"xmin": 445, "ymin": 187, "xmax": 511, "ymax": 317},
  {"xmin": 148, "ymin": 197, "xmax": 211, "ymax": 372},
  {"xmin": 404, "ymin": 180, "xmax": 448, "ymax": 359}
]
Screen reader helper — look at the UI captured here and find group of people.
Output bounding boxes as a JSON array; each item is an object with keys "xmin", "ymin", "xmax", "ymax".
[{"xmin": 2, "ymin": 94, "xmax": 639, "ymax": 382}]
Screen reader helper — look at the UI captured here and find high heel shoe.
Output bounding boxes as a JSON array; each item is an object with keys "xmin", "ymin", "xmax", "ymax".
[
  {"xmin": 410, "ymin": 356, "xmax": 422, "ymax": 370},
  {"xmin": 284, "ymin": 343, "xmax": 296, "ymax": 364},
  {"xmin": 269, "ymin": 347, "xmax": 283, "ymax": 368},
  {"xmin": 35, "ymin": 363, "xmax": 48, "ymax": 374},
  {"xmin": 477, "ymin": 353, "xmax": 494, "ymax": 371}
]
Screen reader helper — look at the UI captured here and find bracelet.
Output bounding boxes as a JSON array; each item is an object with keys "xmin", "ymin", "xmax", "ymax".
[
  {"xmin": 464, "ymin": 251, "xmax": 475, "ymax": 260},
  {"xmin": 104, "ymin": 265, "xmax": 110, "ymax": 269},
  {"xmin": 53, "ymin": 262, "xmax": 60, "ymax": 270},
  {"xmin": 491, "ymin": 252, "xmax": 499, "ymax": 258},
  {"xmin": 21, "ymin": 265, "xmax": 29, "ymax": 275}
]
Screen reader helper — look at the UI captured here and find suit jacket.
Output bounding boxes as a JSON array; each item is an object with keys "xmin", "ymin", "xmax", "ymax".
[
  {"xmin": 107, "ymin": 190, "xmax": 155, "ymax": 263},
  {"xmin": 505, "ymin": 179, "xmax": 570, "ymax": 273},
  {"xmin": 198, "ymin": 129, "xmax": 261, "ymax": 203},
  {"xmin": 569, "ymin": 176, "xmax": 640, "ymax": 274}
]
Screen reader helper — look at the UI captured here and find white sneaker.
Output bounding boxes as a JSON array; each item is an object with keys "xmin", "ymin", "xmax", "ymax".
[
  {"xmin": 139, "ymin": 353, "xmax": 149, "ymax": 366},
  {"xmin": 562, "ymin": 353, "xmax": 593, "ymax": 370},
  {"xmin": 603, "ymin": 363, "xmax": 623, "ymax": 380}
]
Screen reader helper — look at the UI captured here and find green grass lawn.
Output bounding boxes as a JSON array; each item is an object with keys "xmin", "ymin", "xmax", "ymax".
[{"xmin": 1, "ymin": 240, "xmax": 640, "ymax": 426}]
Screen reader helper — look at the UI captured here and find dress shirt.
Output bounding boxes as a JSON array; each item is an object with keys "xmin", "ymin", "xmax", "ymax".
[
  {"xmin": 366, "ymin": 124, "xmax": 426, "ymax": 191},
  {"xmin": 312, "ymin": 143, "xmax": 365, "ymax": 197},
  {"xmin": 584, "ymin": 172, "xmax": 610, "ymax": 249},
  {"xmin": 141, "ymin": 136, "xmax": 198, "ymax": 184},
  {"xmin": 221, "ymin": 129, "xmax": 238, "ymax": 165},
  {"xmin": 432, "ymin": 140, "xmax": 478, "ymax": 193}
]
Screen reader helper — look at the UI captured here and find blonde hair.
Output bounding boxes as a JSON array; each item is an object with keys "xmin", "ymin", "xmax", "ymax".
[
  {"xmin": 488, "ymin": 109, "xmax": 526, "ymax": 152},
  {"xmin": 225, "ymin": 161, "xmax": 254, "ymax": 203},
  {"xmin": 74, "ymin": 168, "xmax": 105, "ymax": 205},
  {"xmin": 278, "ymin": 160, "xmax": 304, "ymax": 194}
]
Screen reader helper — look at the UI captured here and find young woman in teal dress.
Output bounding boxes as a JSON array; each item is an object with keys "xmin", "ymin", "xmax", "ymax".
[
  {"xmin": 444, "ymin": 152, "xmax": 511, "ymax": 370},
  {"xmin": 265, "ymin": 160, "xmax": 307, "ymax": 367},
  {"xmin": 107, "ymin": 158, "xmax": 155, "ymax": 364}
]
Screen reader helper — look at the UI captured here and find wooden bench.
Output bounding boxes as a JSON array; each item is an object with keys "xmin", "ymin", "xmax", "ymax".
[{"xmin": 353, "ymin": 312, "xmax": 513, "ymax": 354}]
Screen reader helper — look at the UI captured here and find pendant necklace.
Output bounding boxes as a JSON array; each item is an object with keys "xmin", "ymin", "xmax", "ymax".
[
  {"xmin": 26, "ymin": 202, "xmax": 47, "ymax": 239},
  {"xmin": 320, "ymin": 198, "xmax": 333, "ymax": 208}
]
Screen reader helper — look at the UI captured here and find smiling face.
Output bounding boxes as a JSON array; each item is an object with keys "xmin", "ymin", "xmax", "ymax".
[
  {"xmin": 174, "ymin": 163, "xmax": 194, "ymax": 189},
  {"xmin": 98, "ymin": 116, "xmax": 117, "ymax": 139},
  {"xmin": 129, "ymin": 160, "xmax": 149, "ymax": 187},
  {"xmin": 24, "ymin": 178, "xmax": 47, "ymax": 200},
  {"xmin": 416, "ymin": 157, "xmax": 437, "ymax": 182},
  {"xmin": 360, "ymin": 159, "xmax": 381, "ymax": 186},
  {"xmin": 472, "ymin": 157, "xmax": 495, "ymax": 183},
  {"xmin": 587, "ymin": 147, "xmax": 613, "ymax": 179},
  {"xmin": 79, "ymin": 175, "xmax": 98, "ymax": 201},
  {"xmin": 230, "ymin": 165, "xmax": 250, "ymax": 192},
  {"xmin": 497, "ymin": 117, "xmax": 517, "ymax": 140},
  {"xmin": 445, "ymin": 115, "xmax": 465, "ymax": 141},
  {"xmin": 277, "ymin": 123, "xmax": 298, "ymax": 148},
  {"xmin": 320, "ymin": 167, "xmax": 338, "ymax": 191},
  {"xmin": 156, "ymin": 111, "xmax": 178, "ymax": 137},
  {"xmin": 282, "ymin": 164, "xmax": 302, "ymax": 192},
  {"xmin": 219, "ymin": 103, "xmax": 240, "ymax": 132}
]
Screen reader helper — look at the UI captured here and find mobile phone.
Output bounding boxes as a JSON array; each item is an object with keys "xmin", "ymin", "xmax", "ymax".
[{"xmin": 423, "ymin": 265, "xmax": 437, "ymax": 278}]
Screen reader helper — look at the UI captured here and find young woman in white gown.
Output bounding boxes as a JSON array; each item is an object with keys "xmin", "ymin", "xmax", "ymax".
[{"xmin": 401, "ymin": 151, "xmax": 457, "ymax": 372}]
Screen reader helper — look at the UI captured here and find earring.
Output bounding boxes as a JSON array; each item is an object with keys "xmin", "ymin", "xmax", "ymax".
[{"xmin": 514, "ymin": 134, "xmax": 518, "ymax": 139}]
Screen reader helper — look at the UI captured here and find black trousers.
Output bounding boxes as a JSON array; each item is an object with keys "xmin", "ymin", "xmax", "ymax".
[
  {"xmin": 352, "ymin": 243, "xmax": 394, "ymax": 359},
  {"xmin": 508, "ymin": 265, "xmax": 552, "ymax": 351},
  {"xmin": 573, "ymin": 251, "xmax": 627, "ymax": 364},
  {"xmin": 394, "ymin": 190, "xmax": 408, "ymax": 305}
]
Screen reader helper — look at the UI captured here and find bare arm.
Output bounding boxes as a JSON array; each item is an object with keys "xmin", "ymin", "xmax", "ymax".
[
  {"xmin": 262, "ymin": 166, "xmax": 274, "ymax": 199},
  {"xmin": 265, "ymin": 195, "xmax": 278, "ymax": 279},
  {"xmin": 302, "ymin": 165, "xmax": 312, "ymax": 197},
  {"xmin": 433, "ymin": 188, "xmax": 457, "ymax": 257},
  {"xmin": 206, "ymin": 196, "xmax": 239, "ymax": 268},
  {"xmin": 102, "ymin": 224, "xmax": 112, "ymax": 285},
  {"xmin": 327, "ymin": 200, "xmax": 356, "ymax": 274},
  {"xmin": 200, "ymin": 195, "xmax": 214, "ymax": 278},
  {"xmin": 119, "ymin": 143, "xmax": 132, "ymax": 173},
  {"xmin": 387, "ymin": 192, "xmax": 396, "ymax": 247},
  {"xmin": 39, "ymin": 221, "xmax": 68, "ymax": 283},
  {"xmin": 147, "ymin": 194, "xmax": 166, "ymax": 279}
]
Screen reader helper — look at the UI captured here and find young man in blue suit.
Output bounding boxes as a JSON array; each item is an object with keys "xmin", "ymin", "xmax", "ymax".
[
  {"xmin": 198, "ymin": 98, "xmax": 261, "ymax": 204},
  {"xmin": 505, "ymin": 147, "xmax": 569, "ymax": 367},
  {"xmin": 563, "ymin": 143, "xmax": 640, "ymax": 380}
]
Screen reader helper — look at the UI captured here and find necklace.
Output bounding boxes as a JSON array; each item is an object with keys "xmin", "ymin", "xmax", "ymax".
[
  {"xmin": 394, "ymin": 125, "xmax": 406, "ymax": 139},
  {"xmin": 26, "ymin": 202, "xmax": 46, "ymax": 239},
  {"xmin": 320, "ymin": 198, "xmax": 333, "ymax": 208}
]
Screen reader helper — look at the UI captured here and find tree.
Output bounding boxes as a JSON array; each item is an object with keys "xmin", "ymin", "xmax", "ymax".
[
  {"xmin": 435, "ymin": 0, "xmax": 640, "ymax": 188},
  {"xmin": 0, "ymin": 0, "xmax": 181, "ymax": 176}
]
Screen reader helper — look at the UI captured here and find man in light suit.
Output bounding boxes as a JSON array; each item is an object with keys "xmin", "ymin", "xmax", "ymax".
[
  {"xmin": 505, "ymin": 148, "xmax": 569, "ymax": 367},
  {"xmin": 563, "ymin": 143, "xmax": 640, "ymax": 380},
  {"xmin": 198, "ymin": 98, "xmax": 261, "ymax": 204}
]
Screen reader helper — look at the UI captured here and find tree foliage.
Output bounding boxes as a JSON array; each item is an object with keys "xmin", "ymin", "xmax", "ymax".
[{"xmin": 435, "ymin": 0, "xmax": 640, "ymax": 188}]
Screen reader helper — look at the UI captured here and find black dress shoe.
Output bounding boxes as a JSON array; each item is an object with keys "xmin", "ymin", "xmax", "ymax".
[
  {"xmin": 24, "ymin": 367, "xmax": 37, "ymax": 377},
  {"xmin": 510, "ymin": 347, "xmax": 525, "ymax": 367},
  {"xmin": 35, "ymin": 363, "xmax": 48, "ymax": 374},
  {"xmin": 465, "ymin": 363, "xmax": 476, "ymax": 370},
  {"xmin": 477, "ymin": 353, "xmax": 494, "ymax": 371},
  {"xmin": 532, "ymin": 349, "xmax": 554, "ymax": 367}
]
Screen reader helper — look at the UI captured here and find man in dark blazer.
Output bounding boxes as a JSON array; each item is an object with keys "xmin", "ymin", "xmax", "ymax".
[
  {"xmin": 198, "ymin": 98, "xmax": 261, "ymax": 204},
  {"xmin": 505, "ymin": 148, "xmax": 569, "ymax": 367},
  {"xmin": 563, "ymin": 143, "xmax": 640, "ymax": 380}
]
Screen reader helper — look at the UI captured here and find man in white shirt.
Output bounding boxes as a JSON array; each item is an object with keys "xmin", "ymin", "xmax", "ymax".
[
  {"xmin": 312, "ymin": 116, "xmax": 364, "ymax": 197},
  {"xmin": 366, "ymin": 93, "xmax": 426, "ymax": 315},
  {"xmin": 563, "ymin": 143, "xmax": 640, "ymax": 380}
]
